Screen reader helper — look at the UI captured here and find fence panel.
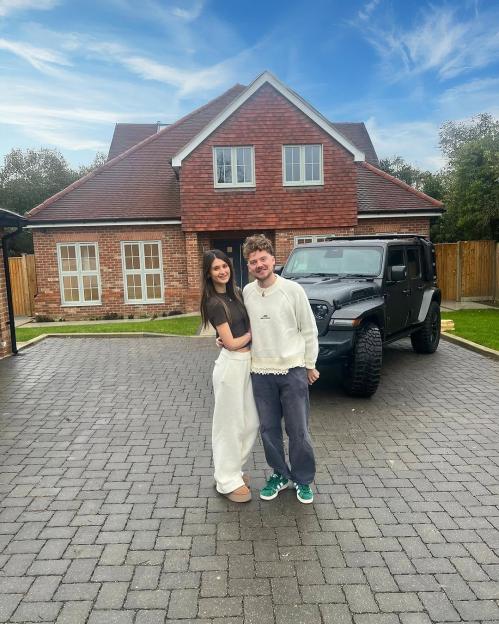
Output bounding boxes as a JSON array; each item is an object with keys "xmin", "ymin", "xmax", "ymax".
[
  {"xmin": 460, "ymin": 240, "xmax": 496, "ymax": 299},
  {"xmin": 435, "ymin": 243, "xmax": 458, "ymax": 301},
  {"xmin": 8, "ymin": 254, "xmax": 37, "ymax": 316}
]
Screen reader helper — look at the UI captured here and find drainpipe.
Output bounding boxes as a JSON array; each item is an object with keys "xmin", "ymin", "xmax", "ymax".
[{"xmin": 1, "ymin": 226, "xmax": 22, "ymax": 355}]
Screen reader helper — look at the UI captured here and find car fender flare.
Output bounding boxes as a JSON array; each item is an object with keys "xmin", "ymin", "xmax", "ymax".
[{"xmin": 417, "ymin": 288, "xmax": 440, "ymax": 323}]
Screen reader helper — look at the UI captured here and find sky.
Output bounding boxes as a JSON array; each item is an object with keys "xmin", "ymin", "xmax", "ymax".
[{"xmin": 0, "ymin": 0, "xmax": 498, "ymax": 172}]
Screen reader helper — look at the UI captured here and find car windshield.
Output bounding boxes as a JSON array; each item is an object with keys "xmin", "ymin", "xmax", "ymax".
[{"xmin": 284, "ymin": 245, "xmax": 383, "ymax": 277}]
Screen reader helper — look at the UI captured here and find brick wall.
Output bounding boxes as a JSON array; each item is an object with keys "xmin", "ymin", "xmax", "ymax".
[
  {"xmin": 32, "ymin": 225, "xmax": 191, "ymax": 320},
  {"xmin": 180, "ymin": 83, "xmax": 358, "ymax": 231},
  {"xmin": 273, "ymin": 217, "xmax": 430, "ymax": 264},
  {"xmin": 0, "ymin": 229, "xmax": 12, "ymax": 358}
]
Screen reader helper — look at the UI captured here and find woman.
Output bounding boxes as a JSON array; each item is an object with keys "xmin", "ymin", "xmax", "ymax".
[{"xmin": 200, "ymin": 249, "xmax": 259, "ymax": 503}]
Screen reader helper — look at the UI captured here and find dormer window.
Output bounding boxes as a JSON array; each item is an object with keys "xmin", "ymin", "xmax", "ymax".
[
  {"xmin": 283, "ymin": 144, "xmax": 323, "ymax": 186},
  {"xmin": 213, "ymin": 146, "xmax": 255, "ymax": 188}
]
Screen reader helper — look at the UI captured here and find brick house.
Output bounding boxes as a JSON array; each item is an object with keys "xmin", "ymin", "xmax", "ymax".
[
  {"xmin": 27, "ymin": 72, "xmax": 443, "ymax": 319},
  {"xmin": 1, "ymin": 208, "xmax": 26, "ymax": 358}
]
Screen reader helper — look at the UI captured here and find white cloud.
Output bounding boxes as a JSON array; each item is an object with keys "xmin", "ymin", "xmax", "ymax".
[
  {"xmin": 357, "ymin": 5, "xmax": 499, "ymax": 81},
  {"xmin": 171, "ymin": 0, "xmax": 204, "ymax": 21},
  {"xmin": 0, "ymin": 37, "xmax": 70, "ymax": 73},
  {"xmin": 438, "ymin": 78, "xmax": 499, "ymax": 119},
  {"xmin": 366, "ymin": 117, "xmax": 445, "ymax": 171},
  {"xmin": 357, "ymin": 0, "xmax": 380, "ymax": 22},
  {"xmin": 0, "ymin": 0, "xmax": 59, "ymax": 17}
]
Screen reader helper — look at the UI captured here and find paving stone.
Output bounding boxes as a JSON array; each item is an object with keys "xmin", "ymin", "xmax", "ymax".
[
  {"xmin": 198, "ymin": 596, "xmax": 242, "ymax": 618},
  {"xmin": 418, "ymin": 591, "xmax": 460, "ymax": 621},
  {"xmin": 87, "ymin": 610, "xmax": 135, "ymax": 624},
  {"xmin": 320, "ymin": 603, "xmax": 353, "ymax": 624},
  {"xmin": 377, "ymin": 591, "xmax": 423, "ymax": 612},
  {"xmin": 168, "ymin": 588, "xmax": 199, "ymax": 619},
  {"xmin": 275, "ymin": 603, "xmax": 321, "ymax": 624},
  {"xmin": 344, "ymin": 584, "xmax": 379, "ymax": 613},
  {"xmin": 244, "ymin": 594, "xmax": 274, "ymax": 624},
  {"xmin": 94, "ymin": 582, "xmax": 129, "ymax": 609},
  {"xmin": 55, "ymin": 600, "xmax": 92, "ymax": 623}
]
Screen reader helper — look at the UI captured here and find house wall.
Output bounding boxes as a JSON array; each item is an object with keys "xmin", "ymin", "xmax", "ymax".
[
  {"xmin": 32, "ymin": 225, "xmax": 189, "ymax": 320},
  {"xmin": 180, "ymin": 83, "xmax": 358, "ymax": 232},
  {"xmin": 0, "ymin": 229, "xmax": 12, "ymax": 358},
  {"xmin": 272, "ymin": 217, "xmax": 430, "ymax": 263}
]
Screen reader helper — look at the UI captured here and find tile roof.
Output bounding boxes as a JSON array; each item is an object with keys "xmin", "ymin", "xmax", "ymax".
[
  {"xmin": 27, "ymin": 78, "xmax": 440, "ymax": 223},
  {"xmin": 331, "ymin": 123, "xmax": 379, "ymax": 166},
  {"xmin": 357, "ymin": 161, "xmax": 444, "ymax": 213},
  {"xmin": 107, "ymin": 123, "xmax": 160, "ymax": 160},
  {"xmin": 28, "ymin": 84, "xmax": 246, "ymax": 222}
]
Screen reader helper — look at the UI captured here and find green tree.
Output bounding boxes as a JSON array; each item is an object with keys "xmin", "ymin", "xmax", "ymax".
[
  {"xmin": 433, "ymin": 114, "xmax": 499, "ymax": 242},
  {"xmin": 379, "ymin": 155, "xmax": 445, "ymax": 201},
  {"xmin": 0, "ymin": 148, "xmax": 106, "ymax": 254}
]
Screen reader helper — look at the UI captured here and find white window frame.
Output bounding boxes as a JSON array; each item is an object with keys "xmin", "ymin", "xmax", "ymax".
[
  {"xmin": 294, "ymin": 234, "xmax": 335, "ymax": 246},
  {"xmin": 121, "ymin": 240, "xmax": 164, "ymax": 304},
  {"xmin": 283, "ymin": 144, "xmax": 323, "ymax": 186},
  {"xmin": 57, "ymin": 242, "xmax": 101, "ymax": 306},
  {"xmin": 213, "ymin": 146, "xmax": 255, "ymax": 188}
]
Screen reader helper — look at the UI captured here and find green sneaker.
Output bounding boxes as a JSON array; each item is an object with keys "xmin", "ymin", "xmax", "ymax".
[
  {"xmin": 295, "ymin": 483, "xmax": 314, "ymax": 504},
  {"xmin": 260, "ymin": 473, "xmax": 289, "ymax": 500}
]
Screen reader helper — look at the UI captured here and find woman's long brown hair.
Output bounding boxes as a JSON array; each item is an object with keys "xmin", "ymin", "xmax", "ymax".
[{"xmin": 200, "ymin": 249, "xmax": 246, "ymax": 328}]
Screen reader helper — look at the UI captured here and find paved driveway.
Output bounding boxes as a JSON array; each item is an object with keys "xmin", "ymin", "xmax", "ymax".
[{"xmin": 1, "ymin": 337, "xmax": 499, "ymax": 624}]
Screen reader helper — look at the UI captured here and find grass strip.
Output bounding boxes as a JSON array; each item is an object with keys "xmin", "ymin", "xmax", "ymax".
[
  {"xmin": 16, "ymin": 316, "xmax": 201, "ymax": 342},
  {"xmin": 441, "ymin": 309, "xmax": 499, "ymax": 351}
]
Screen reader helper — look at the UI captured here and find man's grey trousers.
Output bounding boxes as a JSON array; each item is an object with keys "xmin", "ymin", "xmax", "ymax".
[{"xmin": 251, "ymin": 367, "xmax": 316, "ymax": 485}]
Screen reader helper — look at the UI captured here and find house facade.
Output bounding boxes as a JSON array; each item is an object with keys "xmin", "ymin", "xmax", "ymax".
[{"xmin": 27, "ymin": 72, "xmax": 443, "ymax": 320}]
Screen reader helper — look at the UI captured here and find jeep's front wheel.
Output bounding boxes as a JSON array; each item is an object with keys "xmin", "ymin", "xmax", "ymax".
[
  {"xmin": 343, "ymin": 322, "xmax": 382, "ymax": 398},
  {"xmin": 410, "ymin": 300, "xmax": 441, "ymax": 353}
]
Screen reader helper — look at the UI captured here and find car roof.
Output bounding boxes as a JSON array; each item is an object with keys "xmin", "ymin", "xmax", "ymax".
[{"xmin": 296, "ymin": 235, "xmax": 427, "ymax": 248}]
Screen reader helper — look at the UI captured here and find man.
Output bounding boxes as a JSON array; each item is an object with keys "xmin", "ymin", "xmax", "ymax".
[{"xmin": 242, "ymin": 234, "xmax": 319, "ymax": 504}]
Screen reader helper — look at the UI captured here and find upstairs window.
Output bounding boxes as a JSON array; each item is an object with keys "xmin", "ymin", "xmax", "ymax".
[
  {"xmin": 122, "ymin": 241, "xmax": 164, "ymax": 304},
  {"xmin": 283, "ymin": 144, "xmax": 323, "ymax": 186},
  {"xmin": 213, "ymin": 146, "xmax": 255, "ymax": 188},
  {"xmin": 57, "ymin": 243, "xmax": 101, "ymax": 306}
]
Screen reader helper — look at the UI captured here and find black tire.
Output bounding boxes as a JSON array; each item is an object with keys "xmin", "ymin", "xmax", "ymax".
[
  {"xmin": 343, "ymin": 322, "xmax": 382, "ymax": 398},
  {"xmin": 410, "ymin": 300, "xmax": 441, "ymax": 354}
]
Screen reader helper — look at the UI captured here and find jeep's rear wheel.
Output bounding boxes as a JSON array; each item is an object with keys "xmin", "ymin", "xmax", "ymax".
[
  {"xmin": 343, "ymin": 322, "xmax": 382, "ymax": 398},
  {"xmin": 410, "ymin": 300, "xmax": 440, "ymax": 354}
]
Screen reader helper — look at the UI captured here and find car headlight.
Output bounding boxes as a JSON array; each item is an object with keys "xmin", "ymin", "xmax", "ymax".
[{"xmin": 312, "ymin": 304, "xmax": 329, "ymax": 320}]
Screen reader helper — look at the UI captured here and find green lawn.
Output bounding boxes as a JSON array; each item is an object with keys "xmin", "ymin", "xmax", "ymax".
[
  {"xmin": 441, "ymin": 309, "xmax": 499, "ymax": 351},
  {"xmin": 16, "ymin": 315, "xmax": 201, "ymax": 342}
]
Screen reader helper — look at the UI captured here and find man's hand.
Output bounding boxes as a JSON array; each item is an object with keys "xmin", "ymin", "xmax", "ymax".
[{"xmin": 306, "ymin": 368, "xmax": 320, "ymax": 385}]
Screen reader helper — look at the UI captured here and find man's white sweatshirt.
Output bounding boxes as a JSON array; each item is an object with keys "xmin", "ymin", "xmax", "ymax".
[{"xmin": 243, "ymin": 274, "xmax": 319, "ymax": 374}]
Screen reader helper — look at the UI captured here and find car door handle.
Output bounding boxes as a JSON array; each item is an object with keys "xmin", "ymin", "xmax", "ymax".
[
  {"xmin": 402, "ymin": 289, "xmax": 411, "ymax": 295},
  {"xmin": 416, "ymin": 285, "xmax": 424, "ymax": 291}
]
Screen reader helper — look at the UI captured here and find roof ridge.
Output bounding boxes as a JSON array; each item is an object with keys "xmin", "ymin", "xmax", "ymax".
[
  {"xmin": 28, "ymin": 83, "xmax": 246, "ymax": 217},
  {"xmin": 360, "ymin": 161, "xmax": 443, "ymax": 208}
]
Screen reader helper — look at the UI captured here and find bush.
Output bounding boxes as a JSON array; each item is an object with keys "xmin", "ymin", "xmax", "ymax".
[
  {"xmin": 168, "ymin": 310, "xmax": 183, "ymax": 317},
  {"xmin": 34, "ymin": 314, "xmax": 54, "ymax": 323},
  {"xmin": 102, "ymin": 312, "xmax": 123, "ymax": 320}
]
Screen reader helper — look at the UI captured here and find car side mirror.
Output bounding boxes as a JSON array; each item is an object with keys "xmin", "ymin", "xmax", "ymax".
[
  {"xmin": 274, "ymin": 265, "xmax": 283, "ymax": 275},
  {"xmin": 389, "ymin": 265, "xmax": 407, "ymax": 282}
]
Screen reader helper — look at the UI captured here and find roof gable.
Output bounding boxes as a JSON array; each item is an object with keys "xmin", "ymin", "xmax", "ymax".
[{"xmin": 172, "ymin": 71, "xmax": 365, "ymax": 166}]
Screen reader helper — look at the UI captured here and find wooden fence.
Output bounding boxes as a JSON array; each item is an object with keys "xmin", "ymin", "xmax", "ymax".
[
  {"xmin": 8, "ymin": 254, "xmax": 37, "ymax": 316},
  {"xmin": 435, "ymin": 240, "xmax": 498, "ymax": 302}
]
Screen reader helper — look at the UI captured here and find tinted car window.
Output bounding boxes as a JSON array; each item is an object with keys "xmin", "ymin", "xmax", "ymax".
[
  {"xmin": 407, "ymin": 247, "xmax": 421, "ymax": 279},
  {"xmin": 387, "ymin": 248, "xmax": 405, "ymax": 267}
]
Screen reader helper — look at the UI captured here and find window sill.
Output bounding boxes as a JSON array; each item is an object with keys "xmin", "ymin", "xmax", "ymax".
[
  {"xmin": 213, "ymin": 187, "xmax": 256, "ymax": 192},
  {"xmin": 124, "ymin": 300, "xmax": 165, "ymax": 305},
  {"xmin": 61, "ymin": 302, "xmax": 102, "ymax": 307},
  {"xmin": 283, "ymin": 184, "xmax": 324, "ymax": 189}
]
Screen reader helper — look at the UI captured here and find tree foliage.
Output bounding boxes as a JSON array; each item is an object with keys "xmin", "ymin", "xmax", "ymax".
[
  {"xmin": 0, "ymin": 148, "xmax": 106, "ymax": 254},
  {"xmin": 380, "ymin": 113, "xmax": 499, "ymax": 242}
]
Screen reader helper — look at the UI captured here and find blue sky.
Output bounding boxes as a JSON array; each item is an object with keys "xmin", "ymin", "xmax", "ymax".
[{"xmin": 0, "ymin": 0, "xmax": 498, "ymax": 171}]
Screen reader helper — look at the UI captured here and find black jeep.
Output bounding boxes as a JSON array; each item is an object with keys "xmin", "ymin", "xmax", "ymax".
[{"xmin": 280, "ymin": 235, "xmax": 441, "ymax": 397}]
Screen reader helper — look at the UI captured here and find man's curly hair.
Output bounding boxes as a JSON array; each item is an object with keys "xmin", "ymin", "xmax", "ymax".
[{"xmin": 242, "ymin": 234, "xmax": 274, "ymax": 260}]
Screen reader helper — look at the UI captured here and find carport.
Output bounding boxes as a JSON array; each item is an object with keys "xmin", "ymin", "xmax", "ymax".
[{"xmin": 0, "ymin": 207, "xmax": 26, "ymax": 358}]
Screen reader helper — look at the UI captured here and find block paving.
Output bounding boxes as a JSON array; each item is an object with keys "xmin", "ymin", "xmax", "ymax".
[{"xmin": 0, "ymin": 335, "xmax": 499, "ymax": 623}]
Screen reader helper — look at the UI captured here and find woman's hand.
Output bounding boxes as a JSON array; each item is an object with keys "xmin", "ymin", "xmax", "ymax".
[{"xmin": 215, "ymin": 337, "xmax": 224, "ymax": 348}]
